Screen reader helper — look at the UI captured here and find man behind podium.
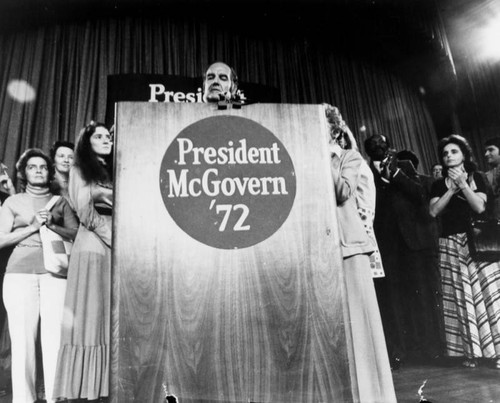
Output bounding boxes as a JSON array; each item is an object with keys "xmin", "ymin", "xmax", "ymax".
[{"xmin": 202, "ymin": 61, "xmax": 238, "ymax": 103}]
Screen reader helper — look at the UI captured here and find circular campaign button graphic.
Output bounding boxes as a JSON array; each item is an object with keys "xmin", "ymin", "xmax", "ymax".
[{"xmin": 159, "ymin": 115, "xmax": 296, "ymax": 249}]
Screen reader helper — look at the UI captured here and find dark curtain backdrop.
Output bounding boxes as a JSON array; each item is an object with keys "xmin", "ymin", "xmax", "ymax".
[
  {"xmin": 455, "ymin": 60, "xmax": 500, "ymax": 170},
  {"xmin": 441, "ymin": 0, "xmax": 500, "ymax": 169},
  {"xmin": 0, "ymin": 16, "xmax": 439, "ymax": 177}
]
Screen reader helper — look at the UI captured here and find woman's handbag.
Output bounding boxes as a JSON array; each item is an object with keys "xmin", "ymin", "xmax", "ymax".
[
  {"xmin": 39, "ymin": 196, "xmax": 72, "ymax": 277},
  {"xmin": 467, "ymin": 216, "xmax": 500, "ymax": 261}
]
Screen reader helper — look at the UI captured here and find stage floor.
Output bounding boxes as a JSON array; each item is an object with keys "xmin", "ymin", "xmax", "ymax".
[
  {"xmin": 1, "ymin": 361, "xmax": 499, "ymax": 402},
  {"xmin": 392, "ymin": 360, "xmax": 500, "ymax": 403}
]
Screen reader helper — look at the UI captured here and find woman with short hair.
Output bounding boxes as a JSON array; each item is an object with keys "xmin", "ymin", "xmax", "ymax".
[
  {"xmin": 326, "ymin": 105, "xmax": 396, "ymax": 402},
  {"xmin": 0, "ymin": 148, "xmax": 78, "ymax": 403},
  {"xmin": 49, "ymin": 140, "xmax": 75, "ymax": 198}
]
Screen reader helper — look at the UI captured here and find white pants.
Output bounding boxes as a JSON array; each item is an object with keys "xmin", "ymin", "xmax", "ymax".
[{"xmin": 3, "ymin": 273, "xmax": 66, "ymax": 403}]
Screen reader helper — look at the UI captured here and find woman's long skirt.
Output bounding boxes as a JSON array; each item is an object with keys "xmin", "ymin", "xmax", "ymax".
[
  {"xmin": 344, "ymin": 254, "xmax": 396, "ymax": 403},
  {"xmin": 439, "ymin": 232, "xmax": 500, "ymax": 359},
  {"xmin": 53, "ymin": 222, "xmax": 111, "ymax": 400}
]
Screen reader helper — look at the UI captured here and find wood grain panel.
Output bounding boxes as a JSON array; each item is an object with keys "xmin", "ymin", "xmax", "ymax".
[{"xmin": 111, "ymin": 103, "xmax": 354, "ymax": 402}]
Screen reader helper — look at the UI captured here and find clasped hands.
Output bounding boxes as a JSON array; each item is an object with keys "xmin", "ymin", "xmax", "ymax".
[
  {"xmin": 380, "ymin": 150, "xmax": 398, "ymax": 180},
  {"xmin": 30, "ymin": 209, "xmax": 54, "ymax": 230},
  {"xmin": 448, "ymin": 167, "xmax": 468, "ymax": 192}
]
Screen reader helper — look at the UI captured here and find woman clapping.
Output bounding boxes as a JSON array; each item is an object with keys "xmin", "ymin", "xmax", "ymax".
[{"xmin": 430, "ymin": 134, "xmax": 500, "ymax": 369}]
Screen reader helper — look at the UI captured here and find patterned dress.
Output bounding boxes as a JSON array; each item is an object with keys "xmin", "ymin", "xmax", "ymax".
[
  {"xmin": 431, "ymin": 173, "xmax": 500, "ymax": 359},
  {"xmin": 439, "ymin": 233, "xmax": 500, "ymax": 358}
]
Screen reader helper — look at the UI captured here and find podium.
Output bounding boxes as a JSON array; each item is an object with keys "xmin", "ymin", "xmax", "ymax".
[{"xmin": 111, "ymin": 103, "xmax": 355, "ymax": 402}]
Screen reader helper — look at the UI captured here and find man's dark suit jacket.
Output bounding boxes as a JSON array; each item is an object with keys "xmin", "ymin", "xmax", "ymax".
[{"xmin": 371, "ymin": 160, "xmax": 438, "ymax": 252}]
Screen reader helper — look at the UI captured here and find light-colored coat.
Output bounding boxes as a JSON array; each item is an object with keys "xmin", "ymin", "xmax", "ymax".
[{"xmin": 331, "ymin": 149, "xmax": 375, "ymax": 258}]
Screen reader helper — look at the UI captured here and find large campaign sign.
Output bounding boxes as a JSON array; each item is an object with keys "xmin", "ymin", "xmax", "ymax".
[
  {"xmin": 112, "ymin": 102, "xmax": 353, "ymax": 403},
  {"xmin": 159, "ymin": 115, "xmax": 296, "ymax": 249}
]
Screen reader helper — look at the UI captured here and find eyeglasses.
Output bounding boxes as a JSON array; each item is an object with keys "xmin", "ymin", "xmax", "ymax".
[{"xmin": 26, "ymin": 164, "xmax": 48, "ymax": 171}]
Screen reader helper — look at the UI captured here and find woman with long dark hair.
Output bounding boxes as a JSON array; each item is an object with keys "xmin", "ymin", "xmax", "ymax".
[
  {"xmin": 0, "ymin": 148, "xmax": 78, "ymax": 403},
  {"xmin": 53, "ymin": 122, "xmax": 113, "ymax": 400},
  {"xmin": 430, "ymin": 134, "xmax": 500, "ymax": 369}
]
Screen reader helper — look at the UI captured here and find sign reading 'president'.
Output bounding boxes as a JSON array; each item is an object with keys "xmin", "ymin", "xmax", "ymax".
[{"xmin": 159, "ymin": 116, "xmax": 296, "ymax": 249}]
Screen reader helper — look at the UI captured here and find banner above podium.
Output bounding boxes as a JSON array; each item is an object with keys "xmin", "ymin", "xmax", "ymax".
[{"xmin": 105, "ymin": 74, "xmax": 281, "ymax": 126}]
